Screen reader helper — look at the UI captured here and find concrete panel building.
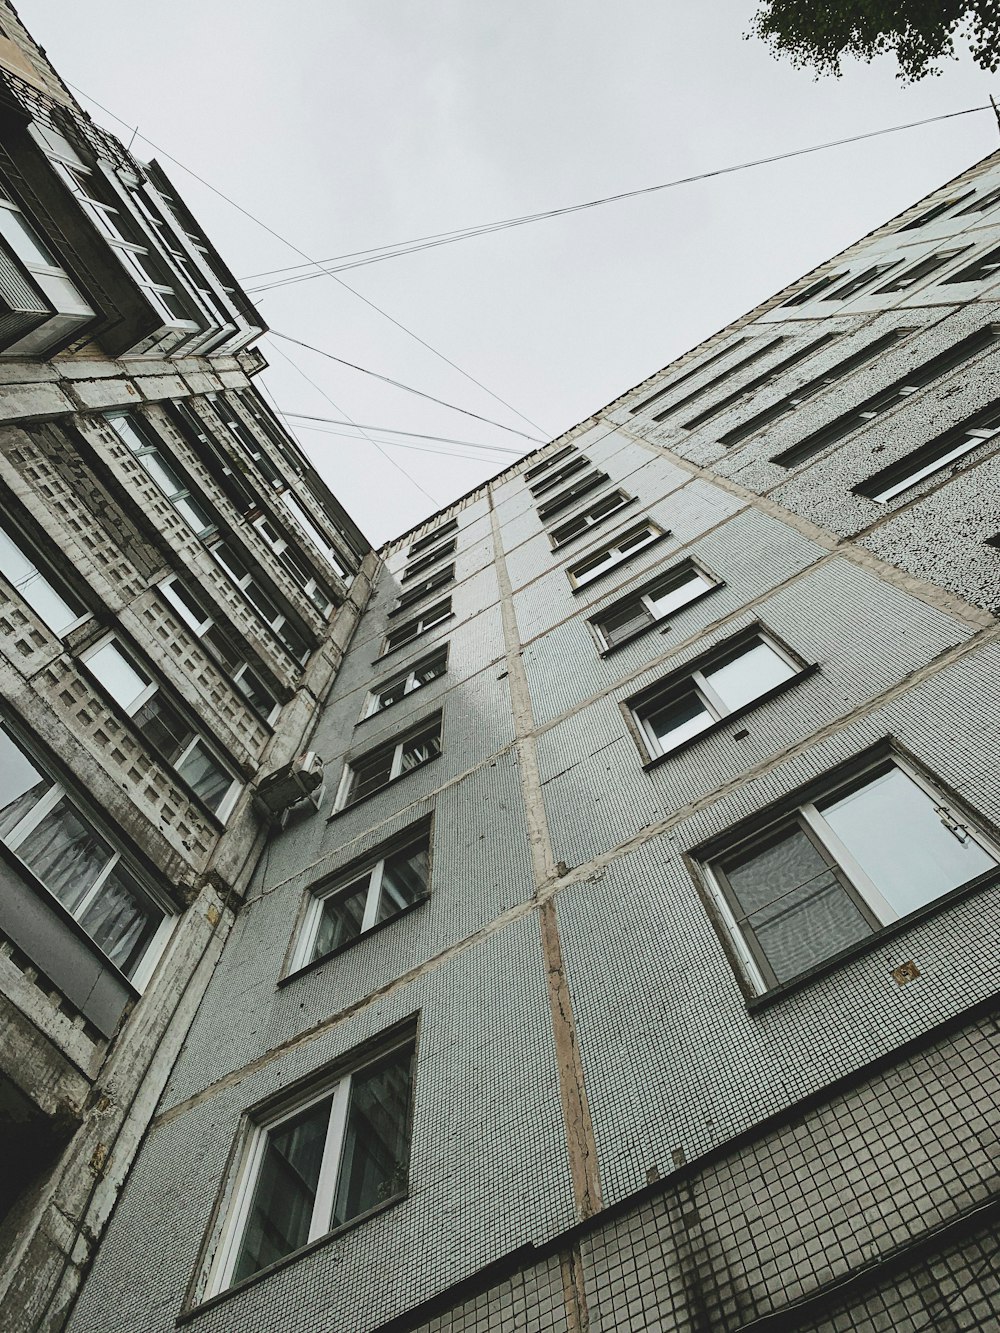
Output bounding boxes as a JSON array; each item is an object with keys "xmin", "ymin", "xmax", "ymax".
[{"xmin": 3, "ymin": 5, "xmax": 1000, "ymax": 1331}]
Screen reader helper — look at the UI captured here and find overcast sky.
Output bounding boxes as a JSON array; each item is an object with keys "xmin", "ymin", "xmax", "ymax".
[{"xmin": 18, "ymin": 1, "xmax": 1000, "ymax": 545}]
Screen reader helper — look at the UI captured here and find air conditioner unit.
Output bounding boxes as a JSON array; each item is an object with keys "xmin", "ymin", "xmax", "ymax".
[{"xmin": 254, "ymin": 752, "xmax": 324, "ymax": 817}]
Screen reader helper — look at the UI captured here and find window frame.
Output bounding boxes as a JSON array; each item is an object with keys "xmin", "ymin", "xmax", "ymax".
[
  {"xmin": 78, "ymin": 633, "xmax": 242, "ymax": 822},
  {"xmin": 942, "ymin": 243, "xmax": 1000, "ymax": 285},
  {"xmin": 679, "ymin": 333, "xmax": 839, "ymax": 432},
  {"xmin": 407, "ymin": 518, "xmax": 458, "ymax": 557},
  {"xmin": 627, "ymin": 339, "xmax": 750, "ymax": 416},
  {"xmin": 528, "ymin": 454, "xmax": 588, "ymax": 496},
  {"xmin": 699, "ymin": 751, "xmax": 1000, "ymax": 997},
  {"xmin": 389, "ymin": 565, "xmax": 455, "ymax": 616},
  {"xmin": 203, "ymin": 1029, "xmax": 416, "ymax": 1300},
  {"xmin": 286, "ymin": 821, "xmax": 433, "ymax": 976},
  {"xmin": 536, "ymin": 471, "xmax": 609, "ymax": 522},
  {"xmin": 627, "ymin": 627, "xmax": 811, "ymax": 766},
  {"xmin": 874, "ymin": 248, "xmax": 969, "ymax": 294},
  {"xmin": 589, "ymin": 557, "xmax": 722, "ymax": 652},
  {"xmin": 566, "ymin": 521, "xmax": 667, "ymax": 590},
  {"xmin": 379, "ymin": 599, "xmax": 452, "ymax": 658},
  {"xmin": 854, "ymin": 407, "xmax": 1000, "ymax": 505},
  {"xmin": 647, "ymin": 338, "xmax": 787, "ymax": 422},
  {"xmin": 0, "ymin": 512, "xmax": 91, "ymax": 637},
  {"xmin": 361, "ymin": 646, "xmax": 449, "ymax": 721},
  {"xmin": 334, "ymin": 713, "xmax": 443, "ymax": 813},
  {"xmin": 895, "ymin": 193, "xmax": 974, "ymax": 231},
  {"xmin": 401, "ymin": 538, "xmax": 456, "ymax": 581},
  {"xmin": 548, "ymin": 490, "xmax": 634, "ymax": 548},
  {"xmin": 0, "ymin": 185, "xmax": 95, "ymax": 356},
  {"xmin": 522, "ymin": 444, "xmax": 576, "ymax": 480}
]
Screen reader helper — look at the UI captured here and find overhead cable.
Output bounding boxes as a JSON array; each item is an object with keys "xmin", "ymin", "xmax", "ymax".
[
  {"xmin": 269, "ymin": 331, "xmax": 544, "ymax": 443},
  {"xmin": 281, "ymin": 412, "xmax": 525, "ymax": 454},
  {"xmin": 239, "ymin": 105, "xmax": 993, "ymax": 292},
  {"xmin": 291, "ymin": 422, "xmax": 524, "ymax": 464},
  {"xmin": 66, "ymin": 80, "xmax": 551, "ymax": 439}
]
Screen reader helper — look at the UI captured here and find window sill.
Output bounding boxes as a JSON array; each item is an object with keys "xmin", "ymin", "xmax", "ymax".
[
  {"xmin": 640, "ymin": 664, "xmax": 819, "ymax": 772},
  {"xmin": 549, "ymin": 497, "xmax": 637, "ymax": 550},
  {"xmin": 597, "ymin": 583, "xmax": 723, "ymax": 656},
  {"xmin": 278, "ymin": 895, "xmax": 429, "ymax": 987},
  {"xmin": 355, "ymin": 682, "xmax": 444, "ymax": 726},
  {"xmin": 569, "ymin": 531, "xmax": 672, "ymax": 595},
  {"xmin": 386, "ymin": 588, "xmax": 453, "ymax": 620},
  {"xmin": 373, "ymin": 616, "xmax": 455, "ymax": 664},
  {"xmin": 746, "ymin": 863, "xmax": 1000, "ymax": 1012},
  {"xmin": 178, "ymin": 1192, "xmax": 408, "ymax": 1325},
  {"xmin": 327, "ymin": 751, "xmax": 442, "ymax": 821}
]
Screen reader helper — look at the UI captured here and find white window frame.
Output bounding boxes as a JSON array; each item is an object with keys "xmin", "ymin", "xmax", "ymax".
[
  {"xmin": 0, "ymin": 516, "xmax": 91, "ymax": 636},
  {"xmin": 289, "ymin": 829, "xmax": 430, "ymax": 972},
  {"xmin": 382, "ymin": 600, "xmax": 451, "ymax": 655},
  {"xmin": 592, "ymin": 559, "xmax": 719, "ymax": 649},
  {"xmin": 529, "ymin": 454, "xmax": 587, "ymax": 496},
  {"xmin": 862, "ymin": 419, "xmax": 1000, "ymax": 505},
  {"xmin": 408, "ymin": 518, "xmax": 458, "ymax": 557},
  {"xmin": 106, "ymin": 411, "xmax": 217, "ymax": 539},
  {"xmin": 0, "ymin": 188, "xmax": 94, "ymax": 355},
  {"xmin": 943, "ymin": 243, "xmax": 1000, "ymax": 285},
  {"xmin": 567, "ymin": 522, "xmax": 664, "ymax": 589},
  {"xmin": 80, "ymin": 633, "xmax": 241, "ymax": 821},
  {"xmin": 208, "ymin": 539, "xmax": 312, "ymax": 664},
  {"xmin": 402, "ymin": 539, "xmax": 456, "ymax": 581},
  {"xmin": 549, "ymin": 491, "xmax": 631, "ymax": 548},
  {"xmin": 633, "ymin": 632, "xmax": 801, "ymax": 761},
  {"xmin": 159, "ymin": 576, "xmax": 280, "ymax": 725},
  {"xmin": 204, "ymin": 1036, "xmax": 413, "ymax": 1298},
  {"xmin": 702, "ymin": 756, "xmax": 1000, "ymax": 995},
  {"xmin": 362, "ymin": 647, "xmax": 448, "ymax": 719},
  {"xmin": 392, "ymin": 566, "xmax": 454, "ymax": 615},
  {"xmin": 335, "ymin": 718, "xmax": 442, "ymax": 812},
  {"xmin": 251, "ymin": 514, "xmax": 333, "ymax": 615}
]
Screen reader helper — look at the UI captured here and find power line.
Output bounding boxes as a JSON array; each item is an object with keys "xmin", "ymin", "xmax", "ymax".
[
  {"xmin": 268, "ymin": 331, "xmax": 544, "ymax": 443},
  {"xmin": 291, "ymin": 422, "xmax": 525, "ymax": 464},
  {"xmin": 238, "ymin": 104, "xmax": 994, "ymax": 292},
  {"xmin": 65, "ymin": 80, "xmax": 551, "ymax": 439},
  {"xmin": 268, "ymin": 342, "xmax": 441, "ymax": 506},
  {"xmin": 282, "ymin": 412, "xmax": 525, "ymax": 453}
]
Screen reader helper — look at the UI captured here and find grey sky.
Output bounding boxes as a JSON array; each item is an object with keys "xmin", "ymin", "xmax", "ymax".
[{"xmin": 18, "ymin": 0, "xmax": 1000, "ymax": 545}]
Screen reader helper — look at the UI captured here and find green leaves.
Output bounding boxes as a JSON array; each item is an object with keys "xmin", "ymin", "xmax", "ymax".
[{"xmin": 748, "ymin": 1, "xmax": 1000, "ymax": 81}]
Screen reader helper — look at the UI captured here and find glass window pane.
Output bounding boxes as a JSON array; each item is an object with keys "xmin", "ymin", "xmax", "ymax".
[
  {"xmin": 414, "ymin": 655, "xmax": 446, "ymax": 687},
  {"xmin": 176, "ymin": 741, "xmax": 233, "ymax": 813},
  {"xmin": 233, "ymin": 1098, "xmax": 332, "ymax": 1283},
  {"xmin": 77, "ymin": 864, "xmax": 160, "ymax": 977},
  {"xmin": 598, "ymin": 598, "xmax": 650, "ymax": 646},
  {"xmin": 375, "ymin": 679, "xmax": 407, "ymax": 712},
  {"xmin": 648, "ymin": 569, "xmax": 713, "ymax": 618},
  {"xmin": 86, "ymin": 642, "xmax": 150, "ymax": 712},
  {"xmin": 232, "ymin": 667, "xmax": 276, "ymax": 720},
  {"xmin": 642, "ymin": 691, "xmax": 713, "ymax": 754},
  {"xmin": 400, "ymin": 730, "xmax": 441, "ymax": 771},
  {"xmin": 141, "ymin": 452, "xmax": 186, "ymax": 499},
  {"xmin": 349, "ymin": 751, "xmax": 394, "ymax": 803},
  {"xmin": 132, "ymin": 695, "xmax": 191, "ymax": 765},
  {"xmin": 704, "ymin": 640, "xmax": 795, "ymax": 712},
  {"xmin": 0, "ymin": 523, "xmax": 80, "ymax": 633},
  {"xmin": 332, "ymin": 1052, "xmax": 411, "ymax": 1228},
  {"xmin": 15, "ymin": 796, "xmax": 114, "ymax": 913},
  {"xmin": 724, "ymin": 825, "xmax": 873, "ymax": 982},
  {"xmin": 174, "ymin": 495, "xmax": 214, "ymax": 535},
  {"xmin": 312, "ymin": 876, "xmax": 369, "ymax": 959},
  {"xmin": 820, "ymin": 769, "xmax": 997, "ymax": 917},
  {"xmin": 0, "ymin": 204, "xmax": 58, "ymax": 267},
  {"xmin": 0, "ymin": 730, "xmax": 50, "ymax": 840},
  {"xmin": 376, "ymin": 841, "xmax": 429, "ymax": 922}
]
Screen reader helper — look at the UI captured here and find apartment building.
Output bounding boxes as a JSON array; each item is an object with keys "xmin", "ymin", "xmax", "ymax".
[
  {"xmin": 61, "ymin": 133, "xmax": 1000, "ymax": 1333},
  {"xmin": 0, "ymin": 6, "xmax": 370, "ymax": 1329}
]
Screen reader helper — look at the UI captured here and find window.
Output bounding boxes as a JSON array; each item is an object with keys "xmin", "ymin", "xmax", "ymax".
[
  {"xmin": 955, "ymin": 185, "xmax": 1000, "ymax": 216},
  {"xmin": 363, "ymin": 648, "xmax": 447, "ymax": 718},
  {"xmin": 159, "ymin": 576, "xmax": 279, "ymax": 723},
  {"xmin": 549, "ymin": 491, "xmax": 631, "ymax": 547},
  {"xmin": 209, "ymin": 396, "xmax": 286, "ymax": 491},
  {"xmin": 632, "ymin": 632, "xmax": 802, "ymax": 760},
  {"xmin": 338, "ymin": 715, "xmax": 442, "ymax": 809},
  {"xmin": 874, "ymin": 249, "xmax": 968, "ymax": 294},
  {"xmin": 252, "ymin": 515, "xmax": 334, "ymax": 615},
  {"xmin": 523, "ymin": 444, "xmax": 576, "ymax": 479},
  {"xmin": 704, "ymin": 759, "xmax": 998, "ymax": 992},
  {"xmin": 781, "ymin": 273, "xmax": 846, "ymax": 307},
  {"xmin": 529, "ymin": 455, "xmax": 587, "ymax": 496},
  {"xmin": 942, "ymin": 244, "xmax": 1000, "ymax": 285},
  {"xmin": 391, "ymin": 566, "xmax": 454, "ymax": 615},
  {"xmin": 0, "ymin": 184, "xmax": 94, "ymax": 355},
  {"xmin": 895, "ymin": 193, "xmax": 973, "ymax": 230},
  {"xmin": 402, "ymin": 539, "xmax": 456, "ymax": 581},
  {"xmin": 107, "ymin": 412, "xmax": 216, "ymax": 537},
  {"xmin": 81, "ymin": 636, "xmax": 240, "ymax": 817},
  {"xmin": 772, "ymin": 325, "xmax": 1000, "ymax": 468},
  {"xmin": 291, "ymin": 826, "xmax": 430, "ymax": 970},
  {"xmin": 382, "ymin": 600, "xmax": 451, "ymax": 656},
  {"xmin": 591, "ymin": 559, "xmax": 719, "ymax": 649},
  {"xmin": 0, "ymin": 723, "xmax": 168, "ymax": 980},
  {"xmin": 720, "ymin": 330, "xmax": 912, "ymax": 447},
  {"xmin": 168, "ymin": 400, "xmax": 258, "ymax": 517},
  {"xmin": 0, "ymin": 517, "xmax": 87, "ymax": 635},
  {"xmin": 567, "ymin": 522, "xmax": 665, "ymax": 589},
  {"xmin": 206, "ymin": 1035, "xmax": 414, "ymax": 1294},
  {"xmin": 537, "ymin": 472, "xmax": 608, "ymax": 521},
  {"xmin": 855, "ymin": 403, "xmax": 1000, "ymax": 504},
  {"xmin": 280, "ymin": 492, "xmax": 352, "ymax": 581},
  {"xmin": 649, "ymin": 339, "xmax": 787, "ymax": 423},
  {"xmin": 628, "ymin": 340, "xmax": 749, "ymax": 415},
  {"xmin": 408, "ymin": 518, "xmax": 458, "ymax": 557},
  {"xmin": 820, "ymin": 265, "xmax": 898, "ymax": 301},
  {"xmin": 208, "ymin": 541, "xmax": 312, "ymax": 665},
  {"xmin": 680, "ymin": 333, "xmax": 839, "ymax": 431}
]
